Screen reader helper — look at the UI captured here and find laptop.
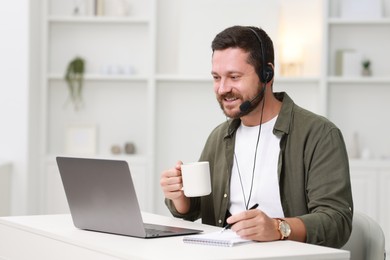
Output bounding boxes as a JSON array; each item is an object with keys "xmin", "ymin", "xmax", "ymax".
[{"xmin": 56, "ymin": 156, "xmax": 202, "ymax": 238}]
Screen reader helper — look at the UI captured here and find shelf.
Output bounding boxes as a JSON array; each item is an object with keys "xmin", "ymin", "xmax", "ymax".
[
  {"xmin": 327, "ymin": 76, "xmax": 390, "ymax": 84},
  {"xmin": 328, "ymin": 18, "xmax": 390, "ymax": 25},
  {"xmin": 349, "ymin": 159, "xmax": 390, "ymax": 168},
  {"xmin": 275, "ymin": 76, "xmax": 320, "ymax": 84},
  {"xmin": 48, "ymin": 15, "xmax": 150, "ymax": 24},
  {"xmin": 156, "ymin": 74, "xmax": 212, "ymax": 82},
  {"xmin": 48, "ymin": 73, "xmax": 149, "ymax": 82},
  {"xmin": 155, "ymin": 74, "xmax": 320, "ymax": 84},
  {"xmin": 45, "ymin": 154, "xmax": 148, "ymax": 164}
]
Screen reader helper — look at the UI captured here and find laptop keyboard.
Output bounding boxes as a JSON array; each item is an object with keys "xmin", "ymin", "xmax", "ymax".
[{"xmin": 145, "ymin": 228, "xmax": 174, "ymax": 237}]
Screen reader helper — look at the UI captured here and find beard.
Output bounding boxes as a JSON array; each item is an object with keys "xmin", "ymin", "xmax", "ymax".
[
  {"xmin": 217, "ymin": 89, "xmax": 263, "ymax": 119},
  {"xmin": 217, "ymin": 93, "xmax": 242, "ymax": 119}
]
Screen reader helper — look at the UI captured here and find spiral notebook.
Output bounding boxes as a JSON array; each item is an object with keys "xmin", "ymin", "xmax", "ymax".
[{"xmin": 183, "ymin": 229, "xmax": 253, "ymax": 247}]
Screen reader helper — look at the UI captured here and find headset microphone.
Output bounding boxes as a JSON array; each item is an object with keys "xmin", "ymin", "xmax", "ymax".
[{"xmin": 239, "ymin": 85, "xmax": 266, "ymax": 114}]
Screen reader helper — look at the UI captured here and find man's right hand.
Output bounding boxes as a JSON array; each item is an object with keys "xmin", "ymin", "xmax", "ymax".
[{"xmin": 160, "ymin": 161, "xmax": 190, "ymax": 214}]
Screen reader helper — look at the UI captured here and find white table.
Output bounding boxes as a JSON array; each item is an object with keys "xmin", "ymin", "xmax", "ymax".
[{"xmin": 0, "ymin": 213, "xmax": 349, "ymax": 260}]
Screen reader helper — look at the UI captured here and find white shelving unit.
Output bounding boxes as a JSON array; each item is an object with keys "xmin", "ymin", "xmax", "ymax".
[
  {"xmin": 0, "ymin": 161, "xmax": 11, "ymax": 216},
  {"xmin": 325, "ymin": 0, "xmax": 390, "ymax": 252},
  {"xmin": 325, "ymin": 0, "xmax": 390, "ymax": 159},
  {"xmin": 41, "ymin": 0, "xmax": 156, "ymax": 213}
]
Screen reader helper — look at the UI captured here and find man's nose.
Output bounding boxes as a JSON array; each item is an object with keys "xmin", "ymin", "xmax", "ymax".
[{"xmin": 217, "ymin": 78, "xmax": 231, "ymax": 95}]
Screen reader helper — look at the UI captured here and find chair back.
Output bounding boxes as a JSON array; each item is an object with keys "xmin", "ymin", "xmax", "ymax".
[{"xmin": 342, "ymin": 212, "xmax": 386, "ymax": 260}]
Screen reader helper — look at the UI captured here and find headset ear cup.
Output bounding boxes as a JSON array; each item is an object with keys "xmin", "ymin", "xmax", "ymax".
[{"xmin": 262, "ymin": 66, "xmax": 274, "ymax": 83}]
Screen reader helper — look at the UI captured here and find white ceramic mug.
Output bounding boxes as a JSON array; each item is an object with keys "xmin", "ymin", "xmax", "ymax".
[{"xmin": 181, "ymin": 161, "xmax": 211, "ymax": 197}]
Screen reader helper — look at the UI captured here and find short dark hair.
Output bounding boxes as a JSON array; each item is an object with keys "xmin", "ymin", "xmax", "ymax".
[{"xmin": 211, "ymin": 26, "xmax": 274, "ymax": 80}]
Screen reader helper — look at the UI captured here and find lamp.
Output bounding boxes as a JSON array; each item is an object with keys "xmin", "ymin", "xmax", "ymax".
[{"xmin": 280, "ymin": 41, "xmax": 303, "ymax": 77}]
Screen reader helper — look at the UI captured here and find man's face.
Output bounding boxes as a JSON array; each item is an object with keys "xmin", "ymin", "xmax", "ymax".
[{"xmin": 211, "ymin": 48, "xmax": 261, "ymax": 119}]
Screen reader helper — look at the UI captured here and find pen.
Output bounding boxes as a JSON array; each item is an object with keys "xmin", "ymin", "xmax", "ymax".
[{"xmin": 221, "ymin": 203, "xmax": 259, "ymax": 232}]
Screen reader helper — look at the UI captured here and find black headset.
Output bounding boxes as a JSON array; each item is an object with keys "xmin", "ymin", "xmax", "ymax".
[{"xmin": 247, "ymin": 27, "xmax": 274, "ymax": 84}]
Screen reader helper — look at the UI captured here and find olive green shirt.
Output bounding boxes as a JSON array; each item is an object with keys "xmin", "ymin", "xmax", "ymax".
[{"xmin": 166, "ymin": 92, "xmax": 353, "ymax": 248}]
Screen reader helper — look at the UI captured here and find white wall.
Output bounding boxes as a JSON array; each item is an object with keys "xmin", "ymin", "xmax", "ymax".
[{"xmin": 0, "ymin": 0, "xmax": 30, "ymax": 215}]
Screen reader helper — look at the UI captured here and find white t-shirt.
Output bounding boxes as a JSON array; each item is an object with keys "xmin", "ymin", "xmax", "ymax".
[{"xmin": 229, "ymin": 116, "xmax": 284, "ymax": 218}]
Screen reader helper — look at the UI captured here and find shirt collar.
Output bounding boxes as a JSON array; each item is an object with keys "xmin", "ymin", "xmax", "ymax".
[
  {"xmin": 223, "ymin": 92, "xmax": 294, "ymax": 139},
  {"xmin": 273, "ymin": 92, "xmax": 293, "ymax": 137}
]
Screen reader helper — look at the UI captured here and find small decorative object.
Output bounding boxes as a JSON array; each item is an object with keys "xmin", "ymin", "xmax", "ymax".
[
  {"xmin": 104, "ymin": 0, "xmax": 131, "ymax": 16},
  {"xmin": 348, "ymin": 132, "xmax": 361, "ymax": 159},
  {"xmin": 361, "ymin": 148, "xmax": 372, "ymax": 160},
  {"xmin": 361, "ymin": 59, "xmax": 372, "ymax": 76},
  {"xmin": 95, "ymin": 0, "xmax": 105, "ymax": 16},
  {"xmin": 100, "ymin": 64, "xmax": 135, "ymax": 75},
  {"xmin": 124, "ymin": 142, "xmax": 136, "ymax": 154},
  {"xmin": 123, "ymin": 65, "xmax": 136, "ymax": 75},
  {"xmin": 73, "ymin": 0, "xmax": 86, "ymax": 15},
  {"xmin": 65, "ymin": 57, "xmax": 85, "ymax": 111},
  {"xmin": 111, "ymin": 145, "xmax": 122, "ymax": 155},
  {"xmin": 335, "ymin": 49, "xmax": 362, "ymax": 77},
  {"xmin": 65, "ymin": 124, "xmax": 97, "ymax": 155}
]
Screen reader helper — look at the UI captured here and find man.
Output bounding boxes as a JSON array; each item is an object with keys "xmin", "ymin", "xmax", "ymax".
[{"xmin": 160, "ymin": 25, "xmax": 353, "ymax": 248}]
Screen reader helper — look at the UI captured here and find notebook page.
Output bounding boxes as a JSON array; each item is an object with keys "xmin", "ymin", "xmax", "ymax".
[{"xmin": 183, "ymin": 229, "xmax": 252, "ymax": 247}]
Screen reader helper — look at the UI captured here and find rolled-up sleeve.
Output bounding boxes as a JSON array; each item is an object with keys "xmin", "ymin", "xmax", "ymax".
[{"xmin": 299, "ymin": 127, "xmax": 353, "ymax": 247}]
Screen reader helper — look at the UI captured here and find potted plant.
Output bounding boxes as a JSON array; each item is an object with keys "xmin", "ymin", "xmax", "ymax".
[
  {"xmin": 64, "ymin": 57, "xmax": 85, "ymax": 111},
  {"xmin": 361, "ymin": 59, "xmax": 371, "ymax": 76}
]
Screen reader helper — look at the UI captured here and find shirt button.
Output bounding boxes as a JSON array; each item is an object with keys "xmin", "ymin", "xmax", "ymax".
[
  {"xmin": 224, "ymin": 193, "xmax": 228, "ymax": 198},
  {"xmin": 218, "ymin": 219, "xmax": 222, "ymax": 224}
]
